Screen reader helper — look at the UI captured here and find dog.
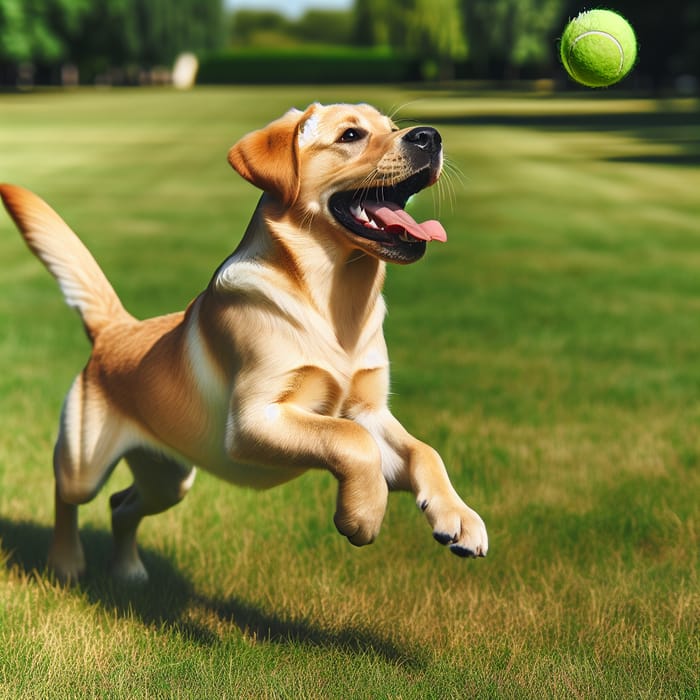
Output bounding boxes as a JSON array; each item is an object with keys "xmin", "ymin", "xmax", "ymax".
[{"xmin": 1, "ymin": 103, "xmax": 487, "ymax": 583}]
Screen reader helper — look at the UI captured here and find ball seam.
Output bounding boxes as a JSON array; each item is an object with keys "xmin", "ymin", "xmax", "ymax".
[{"xmin": 568, "ymin": 30, "xmax": 625, "ymax": 76}]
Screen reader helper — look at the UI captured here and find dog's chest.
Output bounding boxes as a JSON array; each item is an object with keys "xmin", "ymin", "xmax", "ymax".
[
  {"xmin": 188, "ymin": 291, "xmax": 388, "ymax": 415},
  {"xmin": 279, "ymin": 347, "xmax": 388, "ymax": 419}
]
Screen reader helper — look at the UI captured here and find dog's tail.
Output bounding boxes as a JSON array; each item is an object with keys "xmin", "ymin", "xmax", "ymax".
[{"xmin": 1, "ymin": 184, "xmax": 133, "ymax": 340}]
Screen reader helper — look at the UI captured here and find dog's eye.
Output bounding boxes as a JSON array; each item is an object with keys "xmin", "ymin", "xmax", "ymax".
[{"xmin": 338, "ymin": 128, "xmax": 365, "ymax": 143}]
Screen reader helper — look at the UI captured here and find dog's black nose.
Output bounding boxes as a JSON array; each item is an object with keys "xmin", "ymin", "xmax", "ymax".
[{"xmin": 403, "ymin": 127, "xmax": 442, "ymax": 154}]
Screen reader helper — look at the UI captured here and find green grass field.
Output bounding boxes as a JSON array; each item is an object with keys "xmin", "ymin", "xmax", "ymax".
[{"xmin": 0, "ymin": 86, "xmax": 698, "ymax": 698}]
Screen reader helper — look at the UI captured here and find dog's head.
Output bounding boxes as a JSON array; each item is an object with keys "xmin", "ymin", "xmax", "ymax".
[{"xmin": 228, "ymin": 103, "xmax": 446, "ymax": 264}]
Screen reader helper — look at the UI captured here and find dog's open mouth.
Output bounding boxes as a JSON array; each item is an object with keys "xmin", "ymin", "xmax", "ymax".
[{"xmin": 329, "ymin": 170, "xmax": 446, "ymax": 248}]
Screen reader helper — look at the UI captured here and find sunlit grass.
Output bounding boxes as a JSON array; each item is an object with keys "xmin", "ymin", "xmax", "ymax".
[{"xmin": 1, "ymin": 87, "xmax": 698, "ymax": 698}]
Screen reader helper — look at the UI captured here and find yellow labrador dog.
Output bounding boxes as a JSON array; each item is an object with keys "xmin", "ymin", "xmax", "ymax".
[{"xmin": 1, "ymin": 103, "xmax": 487, "ymax": 583}]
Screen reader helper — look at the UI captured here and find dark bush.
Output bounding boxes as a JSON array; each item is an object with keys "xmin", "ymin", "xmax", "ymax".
[{"xmin": 197, "ymin": 47, "xmax": 421, "ymax": 84}]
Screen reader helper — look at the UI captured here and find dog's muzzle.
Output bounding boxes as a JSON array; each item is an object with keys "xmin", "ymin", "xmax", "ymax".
[{"xmin": 329, "ymin": 126, "xmax": 446, "ymax": 263}]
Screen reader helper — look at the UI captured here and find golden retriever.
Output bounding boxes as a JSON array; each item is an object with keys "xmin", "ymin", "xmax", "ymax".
[{"xmin": 0, "ymin": 103, "xmax": 487, "ymax": 583}]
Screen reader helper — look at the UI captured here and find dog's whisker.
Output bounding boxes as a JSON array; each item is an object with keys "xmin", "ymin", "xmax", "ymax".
[
  {"xmin": 386, "ymin": 99, "xmax": 424, "ymax": 125},
  {"xmin": 437, "ymin": 160, "xmax": 465, "ymax": 214},
  {"xmin": 346, "ymin": 249, "xmax": 369, "ymax": 265},
  {"xmin": 351, "ymin": 169, "xmax": 383, "ymax": 203},
  {"xmin": 439, "ymin": 172, "xmax": 458, "ymax": 214},
  {"xmin": 443, "ymin": 158, "xmax": 466, "ymax": 187},
  {"xmin": 301, "ymin": 207, "xmax": 317, "ymax": 233}
]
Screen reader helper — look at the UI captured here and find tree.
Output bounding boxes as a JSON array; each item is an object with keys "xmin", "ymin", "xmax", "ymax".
[
  {"xmin": 462, "ymin": 0, "xmax": 567, "ymax": 78},
  {"xmin": 229, "ymin": 9, "xmax": 293, "ymax": 47},
  {"xmin": 353, "ymin": 0, "xmax": 467, "ymax": 79},
  {"xmin": 294, "ymin": 10, "xmax": 354, "ymax": 46},
  {"xmin": 1, "ymin": 0, "xmax": 224, "ymax": 83},
  {"xmin": 353, "ymin": 0, "xmax": 393, "ymax": 47},
  {"xmin": 0, "ymin": 0, "xmax": 90, "ymax": 63},
  {"xmin": 407, "ymin": 0, "xmax": 467, "ymax": 79}
]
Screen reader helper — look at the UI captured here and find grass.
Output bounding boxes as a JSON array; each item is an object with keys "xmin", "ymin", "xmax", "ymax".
[{"xmin": 0, "ymin": 86, "xmax": 698, "ymax": 698}]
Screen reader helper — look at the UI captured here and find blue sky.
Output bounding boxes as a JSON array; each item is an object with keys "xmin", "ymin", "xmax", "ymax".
[{"xmin": 226, "ymin": 0, "xmax": 352, "ymax": 18}]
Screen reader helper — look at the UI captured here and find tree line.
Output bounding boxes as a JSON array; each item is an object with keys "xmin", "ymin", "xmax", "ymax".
[
  {"xmin": 0, "ymin": 0, "xmax": 223, "ymax": 84},
  {"xmin": 1, "ymin": 0, "xmax": 697, "ymax": 87}
]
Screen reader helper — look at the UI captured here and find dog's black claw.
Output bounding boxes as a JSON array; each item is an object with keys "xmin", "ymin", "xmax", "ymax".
[
  {"xmin": 449, "ymin": 544, "xmax": 478, "ymax": 558},
  {"xmin": 433, "ymin": 531, "xmax": 454, "ymax": 545}
]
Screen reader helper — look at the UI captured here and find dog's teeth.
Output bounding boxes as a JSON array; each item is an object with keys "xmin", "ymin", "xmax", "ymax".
[
  {"xmin": 350, "ymin": 204, "xmax": 370, "ymax": 223},
  {"xmin": 350, "ymin": 203, "xmax": 387, "ymax": 231}
]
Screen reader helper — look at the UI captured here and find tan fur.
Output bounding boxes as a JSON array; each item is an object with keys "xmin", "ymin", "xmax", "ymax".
[{"xmin": 1, "ymin": 103, "xmax": 487, "ymax": 583}]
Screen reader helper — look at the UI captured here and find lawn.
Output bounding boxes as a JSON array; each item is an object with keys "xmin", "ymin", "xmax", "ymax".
[{"xmin": 0, "ymin": 86, "xmax": 698, "ymax": 698}]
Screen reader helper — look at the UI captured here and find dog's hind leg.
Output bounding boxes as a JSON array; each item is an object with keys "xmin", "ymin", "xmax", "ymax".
[
  {"xmin": 110, "ymin": 449, "xmax": 195, "ymax": 583},
  {"xmin": 48, "ymin": 484, "xmax": 85, "ymax": 584},
  {"xmin": 48, "ymin": 372, "xmax": 135, "ymax": 583}
]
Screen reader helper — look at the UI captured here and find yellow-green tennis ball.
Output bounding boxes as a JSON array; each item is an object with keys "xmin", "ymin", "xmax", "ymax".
[{"xmin": 560, "ymin": 9, "xmax": 637, "ymax": 88}]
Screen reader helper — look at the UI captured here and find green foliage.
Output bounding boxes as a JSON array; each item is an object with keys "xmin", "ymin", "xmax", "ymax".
[
  {"xmin": 229, "ymin": 9, "xmax": 293, "ymax": 45},
  {"xmin": 229, "ymin": 8, "xmax": 354, "ymax": 50},
  {"xmin": 0, "ymin": 0, "xmax": 90, "ymax": 62},
  {"xmin": 353, "ymin": 0, "xmax": 393, "ymax": 46},
  {"xmin": 295, "ymin": 10, "xmax": 354, "ymax": 46},
  {"xmin": 0, "ymin": 0, "xmax": 224, "ymax": 78},
  {"xmin": 351, "ymin": 0, "xmax": 568, "ymax": 79},
  {"xmin": 353, "ymin": 0, "xmax": 467, "ymax": 74},
  {"xmin": 408, "ymin": 0, "xmax": 468, "ymax": 79},
  {"xmin": 69, "ymin": 0, "xmax": 224, "ymax": 72},
  {"xmin": 463, "ymin": 0, "xmax": 567, "ymax": 76}
]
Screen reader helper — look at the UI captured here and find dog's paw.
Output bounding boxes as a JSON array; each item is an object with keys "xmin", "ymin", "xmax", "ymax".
[
  {"xmin": 110, "ymin": 531, "xmax": 149, "ymax": 584},
  {"xmin": 111, "ymin": 554, "xmax": 149, "ymax": 585},
  {"xmin": 48, "ymin": 540, "xmax": 86, "ymax": 585},
  {"xmin": 419, "ymin": 494, "xmax": 488, "ymax": 558},
  {"xmin": 47, "ymin": 556, "xmax": 86, "ymax": 585},
  {"xmin": 334, "ymin": 475, "xmax": 388, "ymax": 546}
]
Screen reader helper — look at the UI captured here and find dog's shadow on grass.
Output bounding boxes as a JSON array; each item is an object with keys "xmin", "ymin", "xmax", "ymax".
[{"xmin": 0, "ymin": 517, "xmax": 423, "ymax": 667}]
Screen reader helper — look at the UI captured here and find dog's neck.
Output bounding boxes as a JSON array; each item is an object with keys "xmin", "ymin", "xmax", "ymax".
[{"xmin": 218, "ymin": 196, "xmax": 386, "ymax": 351}]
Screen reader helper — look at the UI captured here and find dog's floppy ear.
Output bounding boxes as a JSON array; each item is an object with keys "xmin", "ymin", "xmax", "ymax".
[{"xmin": 228, "ymin": 106, "xmax": 313, "ymax": 207}]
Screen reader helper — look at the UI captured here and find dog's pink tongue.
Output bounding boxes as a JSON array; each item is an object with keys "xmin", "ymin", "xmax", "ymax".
[{"xmin": 364, "ymin": 202, "xmax": 447, "ymax": 242}]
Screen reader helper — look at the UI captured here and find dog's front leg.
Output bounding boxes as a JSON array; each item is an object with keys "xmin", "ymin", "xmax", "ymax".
[
  {"xmin": 231, "ymin": 403, "xmax": 388, "ymax": 545},
  {"xmin": 353, "ymin": 408, "xmax": 488, "ymax": 557}
]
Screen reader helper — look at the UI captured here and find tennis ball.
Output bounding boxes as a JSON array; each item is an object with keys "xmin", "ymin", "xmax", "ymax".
[{"xmin": 560, "ymin": 9, "xmax": 637, "ymax": 88}]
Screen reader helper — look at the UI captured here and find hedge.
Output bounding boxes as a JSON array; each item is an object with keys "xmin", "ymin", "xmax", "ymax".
[{"xmin": 197, "ymin": 47, "xmax": 422, "ymax": 84}]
